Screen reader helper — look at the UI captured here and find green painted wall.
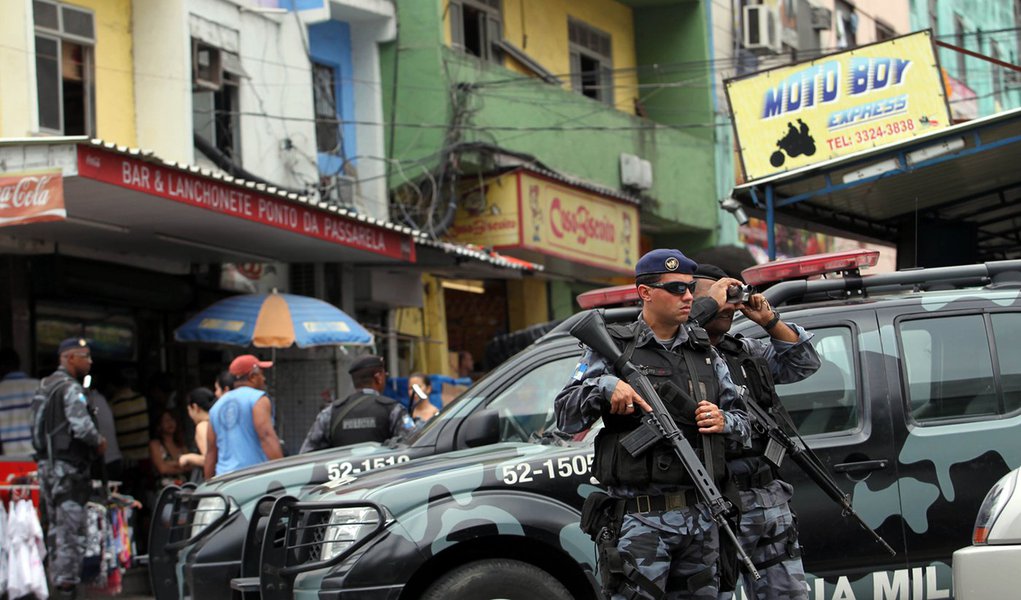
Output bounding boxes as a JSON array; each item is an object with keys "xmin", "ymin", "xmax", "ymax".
[
  {"xmin": 909, "ymin": 0, "xmax": 1021, "ymax": 117},
  {"xmin": 381, "ymin": 0, "xmax": 720, "ymax": 239}
]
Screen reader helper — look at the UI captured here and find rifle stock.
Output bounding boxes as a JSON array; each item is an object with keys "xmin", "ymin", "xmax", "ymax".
[
  {"xmin": 742, "ymin": 393, "xmax": 896, "ymax": 556},
  {"xmin": 569, "ymin": 310, "xmax": 761, "ymax": 580}
]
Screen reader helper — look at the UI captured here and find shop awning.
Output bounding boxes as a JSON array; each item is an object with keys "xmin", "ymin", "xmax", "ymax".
[
  {"xmin": 0, "ymin": 138, "xmax": 540, "ymax": 275},
  {"xmin": 732, "ymin": 107, "xmax": 1021, "ymax": 261}
]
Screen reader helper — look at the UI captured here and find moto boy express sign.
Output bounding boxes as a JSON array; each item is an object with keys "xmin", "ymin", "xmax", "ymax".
[{"xmin": 726, "ymin": 30, "xmax": 951, "ymax": 181}]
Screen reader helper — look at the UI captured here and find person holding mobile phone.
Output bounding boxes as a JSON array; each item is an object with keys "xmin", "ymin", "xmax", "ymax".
[{"xmin": 407, "ymin": 373, "xmax": 439, "ymax": 426}]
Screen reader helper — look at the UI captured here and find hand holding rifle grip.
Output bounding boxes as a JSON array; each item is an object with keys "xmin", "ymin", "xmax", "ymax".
[{"xmin": 568, "ymin": 310, "xmax": 761, "ymax": 580}]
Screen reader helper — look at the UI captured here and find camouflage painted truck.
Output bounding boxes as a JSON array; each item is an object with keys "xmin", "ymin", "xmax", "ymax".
[
  {"xmin": 241, "ymin": 253, "xmax": 1021, "ymax": 599},
  {"xmin": 146, "ymin": 307, "xmax": 636, "ymax": 600}
]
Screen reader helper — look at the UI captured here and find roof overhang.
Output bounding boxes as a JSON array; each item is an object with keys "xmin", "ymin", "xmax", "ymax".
[
  {"xmin": 732, "ymin": 107, "xmax": 1021, "ymax": 260},
  {"xmin": 0, "ymin": 138, "xmax": 540, "ymax": 276}
]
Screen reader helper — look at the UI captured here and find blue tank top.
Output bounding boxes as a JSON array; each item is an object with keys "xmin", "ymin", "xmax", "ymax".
[{"xmin": 210, "ymin": 386, "xmax": 270, "ymax": 475}]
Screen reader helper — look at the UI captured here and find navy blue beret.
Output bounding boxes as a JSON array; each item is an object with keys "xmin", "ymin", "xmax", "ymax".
[
  {"xmin": 57, "ymin": 337, "xmax": 89, "ymax": 355},
  {"xmin": 694, "ymin": 263, "xmax": 732, "ymax": 281},
  {"xmin": 635, "ymin": 249, "xmax": 697, "ymax": 277},
  {"xmin": 348, "ymin": 354, "xmax": 385, "ymax": 373}
]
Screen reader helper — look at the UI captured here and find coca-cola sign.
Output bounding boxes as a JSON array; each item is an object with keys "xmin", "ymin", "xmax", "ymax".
[{"xmin": 0, "ymin": 170, "xmax": 66, "ymax": 227}]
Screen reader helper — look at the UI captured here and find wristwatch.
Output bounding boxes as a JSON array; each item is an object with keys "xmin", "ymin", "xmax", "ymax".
[{"xmin": 763, "ymin": 310, "xmax": 782, "ymax": 331}]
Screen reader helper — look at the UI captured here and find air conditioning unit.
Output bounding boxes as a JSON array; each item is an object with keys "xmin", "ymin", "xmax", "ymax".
[
  {"xmin": 192, "ymin": 39, "xmax": 223, "ymax": 91},
  {"xmin": 743, "ymin": 5, "xmax": 782, "ymax": 53},
  {"xmin": 620, "ymin": 153, "xmax": 653, "ymax": 191},
  {"xmin": 811, "ymin": 7, "xmax": 833, "ymax": 30}
]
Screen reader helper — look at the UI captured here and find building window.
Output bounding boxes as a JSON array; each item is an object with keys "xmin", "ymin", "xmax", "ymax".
[
  {"xmin": 312, "ymin": 63, "xmax": 340, "ymax": 154},
  {"xmin": 449, "ymin": 0, "xmax": 502, "ymax": 63},
  {"xmin": 875, "ymin": 20, "xmax": 895, "ymax": 42},
  {"xmin": 568, "ymin": 18, "xmax": 613, "ymax": 106},
  {"xmin": 33, "ymin": 0, "xmax": 95, "ymax": 135},
  {"xmin": 834, "ymin": 1, "xmax": 856, "ymax": 49},
  {"xmin": 191, "ymin": 39, "xmax": 243, "ymax": 163},
  {"xmin": 992, "ymin": 39, "xmax": 1003, "ymax": 106},
  {"xmin": 954, "ymin": 15, "xmax": 967, "ymax": 84}
]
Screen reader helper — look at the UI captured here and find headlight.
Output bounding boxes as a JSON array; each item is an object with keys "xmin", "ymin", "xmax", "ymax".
[
  {"xmin": 190, "ymin": 496, "xmax": 231, "ymax": 538},
  {"xmin": 974, "ymin": 470, "xmax": 1018, "ymax": 544},
  {"xmin": 320, "ymin": 507, "xmax": 381, "ymax": 561}
]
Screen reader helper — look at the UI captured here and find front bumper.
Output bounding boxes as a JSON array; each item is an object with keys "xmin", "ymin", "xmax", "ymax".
[
  {"xmin": 317, "ymin": 584, "xmax": 403, "ymax": 600},
  {"xmin": 953, "ymin": 544, "xmax": 1021, "ymax": 598}
]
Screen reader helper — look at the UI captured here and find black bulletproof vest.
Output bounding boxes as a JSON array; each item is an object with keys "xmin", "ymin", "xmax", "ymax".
[
  {"xmin": 717, "ymin": 334, "xmax": 778, "ymax": 460},
  {"xmin": 328, "ymin": 392, "xmax": 394, "ymax": 446},
  {"xmin": 33, "ymin": 369, "xmax": 93, "ymax": 464},
  {"xmin": 591, "ymin": 321, "xmax": 721, "ymax": 488}
]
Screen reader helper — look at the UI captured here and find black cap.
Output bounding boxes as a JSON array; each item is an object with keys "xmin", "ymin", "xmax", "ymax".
[
  {"xmin": 348, "ymin": 355, "xmax": 385, "ymax": 374},
  {"xmin": 694, "ymin": 263, "xmax": 733, "ymax": 282},
  {"xmin": 635, "ymin": 249, "xmax": 697, "ymax": 277},
  {"xmin": 57, "ymin": 337, "xmax": 89, "ymax": 355}
]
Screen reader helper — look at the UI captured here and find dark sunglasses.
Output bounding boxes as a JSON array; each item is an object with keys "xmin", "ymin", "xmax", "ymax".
[{"xmin": 643, "ymin": 280, "xmax": 697, "ymax": 295}]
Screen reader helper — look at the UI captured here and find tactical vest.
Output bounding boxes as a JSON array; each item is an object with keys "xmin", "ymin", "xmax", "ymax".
[
  {"xmin": 32, "ymin": 369, "xmax": 94, "ymax": 464},
  {"xmin": 716, "ymin": 334, "xmax": 778, "ymax": 462},
  {"xmin": 328, "ymin": 392, "xmax": 395, "ymax": 446},
  {"xmin": 592, "ymin": 321, "xmax": 722, "ymax": 488}
]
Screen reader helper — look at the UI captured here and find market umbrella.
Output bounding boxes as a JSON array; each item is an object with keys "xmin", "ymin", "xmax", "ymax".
[{"xmin": 174, "ymin": 291, "xmax": 373, "ymax": 348}]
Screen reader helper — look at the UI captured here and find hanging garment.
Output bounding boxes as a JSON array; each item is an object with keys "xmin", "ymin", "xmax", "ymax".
[
  {"xmin": 7, "ymin": 498, "xmax": 48, "ymax": 599},
  {"xmin": 0, "ymin": 501, "xmax": 8, "ymax": 594}
]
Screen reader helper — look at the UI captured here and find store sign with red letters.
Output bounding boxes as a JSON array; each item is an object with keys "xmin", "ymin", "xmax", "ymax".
[
  {"xmin": 76, "ymin": 146, "xmax": 415, "ymax": 261},
  {"xmin": 0, "ymin": 170, "xmax": 66, "ymax": 227}
]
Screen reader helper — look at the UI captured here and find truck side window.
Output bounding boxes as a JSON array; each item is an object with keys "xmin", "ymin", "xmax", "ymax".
[
  {"xmin": 991, "ymin": 313, "xmax": 1021, "ymax": 414},
  {"xmin": 901, "ymin": 314, "xmax": 999, "ymax": 422},
  {"xmin": 485, "ymin": 355, "xmax": 580, "ymax": 441},
  {"xmin": 774, "ymin": 327, "xmax": 859, "ymax": 436}
]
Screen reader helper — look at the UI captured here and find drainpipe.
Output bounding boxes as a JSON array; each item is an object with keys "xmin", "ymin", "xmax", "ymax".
[{"xmin": 387, "ymin": 309, "xmax": 400, "ymax": 378}]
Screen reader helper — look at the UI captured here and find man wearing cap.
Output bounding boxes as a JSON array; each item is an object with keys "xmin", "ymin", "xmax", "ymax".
[
  {"xmin": 31, "ymin": 338, "xmax": 107, "ymax": 599},
  {"xmin": 299, "ymin": 355, "xmax": 415, "ymax": 453},
  {"xmin": 555, "ymin": 249, "xmax": 752, "ymax": 600},
  {"xmin": 692, "ymin": 264, "xmax": 819, "ymax": 600},
  {"xmin": 204, "ymin": 355, "xmax": 283, "ymax": 478}
]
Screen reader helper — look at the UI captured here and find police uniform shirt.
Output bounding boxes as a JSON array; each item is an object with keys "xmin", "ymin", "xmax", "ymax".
[
  {"xmin": 32, "ymin": 367, "xmax": 102, "ymax": 453},
  {"xmin": 299, "ymin": 389, "xmax": 415, "ymax": 454}
]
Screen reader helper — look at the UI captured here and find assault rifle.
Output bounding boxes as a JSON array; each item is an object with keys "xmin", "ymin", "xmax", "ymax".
[
  {"xmin": 740, "ymin": 387, "xmax": 896, "ymax": 556},
  {"xmin": 570, "ymin": 310, "xmax": 760, "ymax": 580}
]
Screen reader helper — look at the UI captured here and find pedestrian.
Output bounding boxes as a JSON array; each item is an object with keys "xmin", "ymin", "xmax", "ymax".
[
  {"xmin": 555, "ymin": 249, "xmax": 752, "ymax": 599},
  {"xmin": 204, "ymin": 355, "xmax": 283, "ymax": 478},
  {"xmin": 0, "ymin": 348, "xmax": 39, "ymax": 456},
  {"xmin": 213, "ymin": 370, "xmax": 234, "ymax": 398},
  {"xmin": 30, "ymin": 337, "xmax": 107, "ymax": 600},
  {"xmin": 109, "ymin": 368, "xmax": 150, "ymax": 462},
  {"xmin": 407, "ymin": 373, "xmax": 439, "ymax": 426},
  {"xmin": 87, "ymin": 386, "xmax": 123, "ymax": 482},
  {"xmin": 299, "ymin": 355, "xmax": 415, "ymax": 453},
  {"xmin": 179, "ymin": 387, "xmax": 216, "ymax": 482},
  {"xmin": 692, "ymin": 264, "xmax": 819, "ymax": 600},
  {"xmin": 149, "ymin": 410, "xmax": 189, "ymax": 488}
]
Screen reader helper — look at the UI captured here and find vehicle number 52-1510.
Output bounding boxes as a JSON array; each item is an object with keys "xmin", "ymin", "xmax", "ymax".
[
  {"xmin": 327, "ymin": 455, "xmax": 410, "ymax": 480},
  {"xmin": 502, "ymin": 455, "xmax": 594, "ymax": 485}
]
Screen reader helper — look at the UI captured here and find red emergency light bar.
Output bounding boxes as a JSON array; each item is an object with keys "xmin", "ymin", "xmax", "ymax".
[
  {"xmin": 742, "ymin": 249, "xmax": 880, "ymax": 286},
  {"xmin": 576, "ymin": 284, "xmax": 639, "ymax": 309}
]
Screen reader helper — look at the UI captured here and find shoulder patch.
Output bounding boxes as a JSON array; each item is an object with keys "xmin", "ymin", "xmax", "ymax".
[
  {"xmin": 77, "ymin": 392, "xmax": 88, "ymax": 404},
  {"xmin": 572, "ymin": 362, "xmax": 589, "ymax": 381}
]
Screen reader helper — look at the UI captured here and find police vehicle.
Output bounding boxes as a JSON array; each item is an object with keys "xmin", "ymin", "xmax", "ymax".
[
  {"xmin": 146, "ymin": 306, "xmax": 629, "ymax": 599},
  {"xmin": 238, "ymin": 251, "xmax": 1021, "ymax": 600}
]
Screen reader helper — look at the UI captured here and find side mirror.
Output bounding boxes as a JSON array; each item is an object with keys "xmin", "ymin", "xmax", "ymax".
[{"xmin": 462, "ymin": 409, "xmax": 500, "ymax": 448}]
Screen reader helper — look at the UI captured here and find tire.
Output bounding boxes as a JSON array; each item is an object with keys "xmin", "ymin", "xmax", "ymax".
[
  {"xmin": 421, "ymin": 558, "xmax": 573, "ymax": 600},
  {"xmin": 770, "ymin": 150, "xmax": 786, "ymax": 167}
]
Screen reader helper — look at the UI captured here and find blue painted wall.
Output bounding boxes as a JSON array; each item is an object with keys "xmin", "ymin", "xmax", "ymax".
[
  {"xmin": 309, "ymin": 20, "xmax": 357, "ymax": 175},
  {"xmin": 909, "ymin": 0, "xmax": 1020, "ymax": 118}
]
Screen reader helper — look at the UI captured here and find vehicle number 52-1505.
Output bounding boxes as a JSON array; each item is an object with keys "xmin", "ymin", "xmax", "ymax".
[{"xmin": 502, "ymin": 455, "xmax": 594, "ymax": 485}]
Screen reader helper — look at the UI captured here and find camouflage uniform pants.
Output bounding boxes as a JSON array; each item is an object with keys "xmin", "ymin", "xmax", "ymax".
[
  {"xmin": 614, "ymin": 505, "xmax": 719, "ymax": 600},
  {"xmin": 38, "ymin": 459, "xmax": 92, "ymax": 587},
  {"xmin": 719, "ymin": 480, "xmax": 808, "ymax": 600}
]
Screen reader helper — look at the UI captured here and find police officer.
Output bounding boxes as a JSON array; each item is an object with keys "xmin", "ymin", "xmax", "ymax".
[
  {"xmin": 300, "ymin": 355, "xmax": 414, "ymax": 453},
  {"xmin": 691, "ymin": 264, "xmax": 820, "ymax": 600},
  {"xmin": 31, "ymin": 338, "xmax": 107, "ymax": 599},
  {"xmin": 555, "ymin": 250, "xmax": 753, "ymax": 600}
]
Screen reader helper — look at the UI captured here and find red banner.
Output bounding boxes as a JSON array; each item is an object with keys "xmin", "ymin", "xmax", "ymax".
[
  {"xmin": 76, "ymin": 146, "xmax": 415, "ymax": 261},
  {"xmin": 0, "ymin": 170, "xmax": 65, "ymax": 227}
]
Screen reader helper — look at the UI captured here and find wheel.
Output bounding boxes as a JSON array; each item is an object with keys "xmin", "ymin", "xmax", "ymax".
[
  {"xmin": 421, "ymin": 558, "xmax": 573, "ymax": 600},
  {"xmin": 770, "ymin": 150, "xmax": 785, "ymax": 167}
]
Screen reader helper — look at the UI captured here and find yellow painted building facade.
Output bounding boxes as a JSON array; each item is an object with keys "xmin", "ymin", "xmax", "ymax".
[{"xmin": 0, "ymin": 0, "xmax": 136, "ymax": 144}]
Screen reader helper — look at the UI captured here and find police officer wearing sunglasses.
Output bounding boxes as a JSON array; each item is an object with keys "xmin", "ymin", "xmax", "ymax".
[{"xmin": 555, "ymin": 249, "xmax": 751, "ymax": 600}]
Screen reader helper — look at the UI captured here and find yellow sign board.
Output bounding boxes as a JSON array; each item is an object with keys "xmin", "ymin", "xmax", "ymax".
[
  {"xmin": 447, "ymin": 170, "xmax": 640, "ymax": 274},
  {"xmin": 726, "ymin": 31, "xmax": 951, "ymax": 181}
]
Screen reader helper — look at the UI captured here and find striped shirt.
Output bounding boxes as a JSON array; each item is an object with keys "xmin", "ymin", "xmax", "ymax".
[
  {"xmin": 110, "ymin": 388, "xmax": 150, "ymax": 461},
  {"xmin": 0, "ymin": 372, "xmax": 39, "ymax": 456}
]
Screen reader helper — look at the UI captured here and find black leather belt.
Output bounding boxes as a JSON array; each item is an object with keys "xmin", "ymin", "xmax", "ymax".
[{"xmin": 624, "ymin": 491, "xmax": 699, "ymax": 514}]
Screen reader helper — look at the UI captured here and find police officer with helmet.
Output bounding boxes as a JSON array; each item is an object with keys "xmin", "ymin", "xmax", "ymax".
[
  {"xmin": 31, "ymin": 337, "xmax": 107, "ymax": 599},
  {"xmin": 555, "ymin": 249, "xmax": 753, "ymax": 600},
  {"xmin": 300, "ymin": 355, "xmax": 415, "ymax": 453},
  {"xmin": 692, "ymin": 264, "xmax": 820, "ymax": 600}
]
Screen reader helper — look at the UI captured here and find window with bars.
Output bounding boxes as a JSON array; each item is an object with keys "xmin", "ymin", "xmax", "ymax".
[
  {"xmin": 834, "ymin": 0, "xmax": 856, "ymax": 49},
  {"xmin": 449, "ymin": 0, "xmax": 502, "ymax": 63},
  {"xmin": 191, "ymin": 38, "xmax": 243, "ymax": 162},
  {"xmin": 33, "ymin": 0, "xmax": 95, "ymax": 135},
  {"xmin": 313, "ymin": 63, "xmax": 340, "ymax": 154},
  {"xmin": 568, "ymin": 18, "xmax": 613, "ymax": 106}
]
